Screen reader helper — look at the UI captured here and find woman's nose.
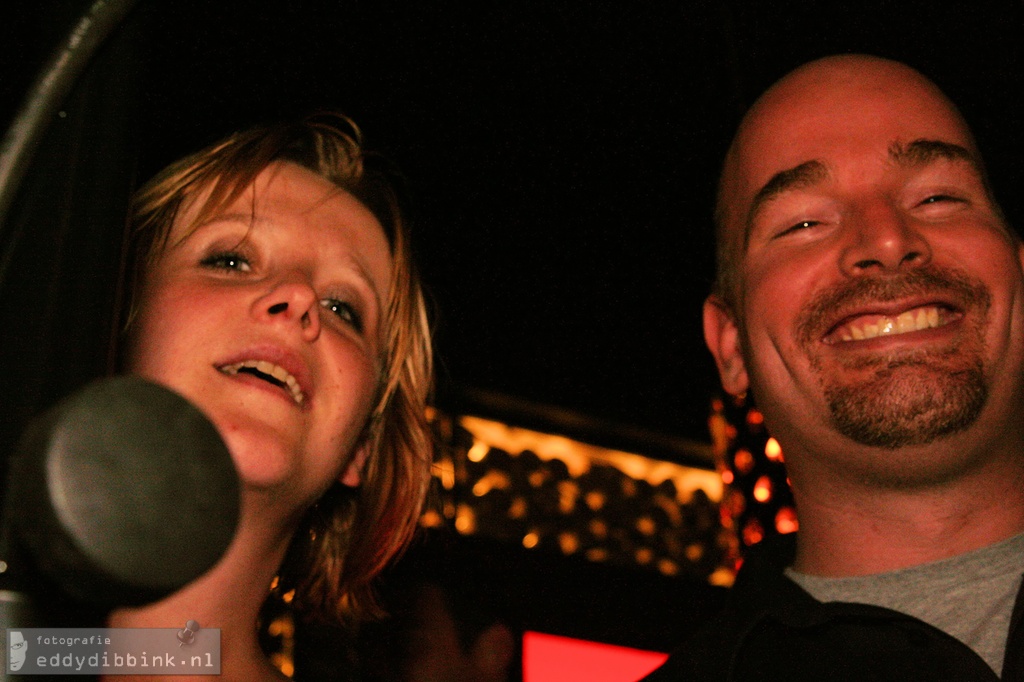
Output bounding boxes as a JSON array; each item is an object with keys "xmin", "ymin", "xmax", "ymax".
[
  {"xmin": 252, "ymin": 278, "xmax": 321, "ymax": 340},
  {"xmin": 839, "ymin": 201, "xmax": 932, "ymax": 276}
]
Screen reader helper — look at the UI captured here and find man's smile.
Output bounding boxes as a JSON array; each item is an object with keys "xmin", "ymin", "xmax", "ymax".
[
  {"xmin": 823, "ymin": 304, "xmax": 961, "ymax": 344},
  {"xmin": 795, "ymin": 265, "xmax": 991, "ymax": 353}
]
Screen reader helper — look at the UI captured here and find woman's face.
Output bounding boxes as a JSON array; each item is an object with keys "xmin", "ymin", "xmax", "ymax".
[{"xmin": 127, "ymin": 162, "xmax": 392, "ymax": 508}]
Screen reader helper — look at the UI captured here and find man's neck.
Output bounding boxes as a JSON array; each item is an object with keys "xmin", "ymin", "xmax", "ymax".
[{"xmin": 790, "ymin": 447, "xmax": 1024, "ymax": 576}]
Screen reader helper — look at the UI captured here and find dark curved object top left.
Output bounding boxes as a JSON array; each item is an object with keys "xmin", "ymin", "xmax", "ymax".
[{"xmin": 6, "ymin": 376, "xmax": 240, "ymax": 608}]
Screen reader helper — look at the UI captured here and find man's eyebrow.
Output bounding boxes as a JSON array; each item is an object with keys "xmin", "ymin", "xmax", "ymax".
[
  {"xmin": 889, "ymin": 138, "xmax": 979, "ymax": 168},
  {"xmin": 746, "ymin": 159, "xmax": 829, "ymax": 227}
]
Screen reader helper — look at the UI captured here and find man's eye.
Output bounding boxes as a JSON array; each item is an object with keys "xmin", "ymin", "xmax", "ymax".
[
  {"xmin": 920, "ymin": 194, "xmax": 962, "ymax": 205},
  {"xmin": 200, "ymin": 252, "xmax": 251, "ymax": 272},
  {"xmin": 775, "ymin": 220, "xmax": 818, "ymax": 238},
  {"xmin": 321, "ymin": 299, "xmax": 363, "ymax": 332},
  {"xmin": 915, "ymin": 194, "xmax": 969, "ymax": 216}
]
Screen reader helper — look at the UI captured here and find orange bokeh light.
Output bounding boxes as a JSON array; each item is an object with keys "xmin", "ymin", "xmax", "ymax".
[
  {"xmin": 753, "ymin": 475, "xmax": 773, "ymax": 503},
  {"xmin": 775, "ymin": 506, "xmax": 799, "ymax": 534},
  {"xmin": 733, "ymin": 449, "xmax": 755, "ymax": 474},
  {"xmin": 742, "ymin": 517, "xmax": 764, "ymax": 546}
]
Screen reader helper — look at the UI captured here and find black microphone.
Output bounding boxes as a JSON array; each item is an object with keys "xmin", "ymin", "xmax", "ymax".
[{"xmin": 2, "ymin": 376, "xmax": 239, "ymax": 612}]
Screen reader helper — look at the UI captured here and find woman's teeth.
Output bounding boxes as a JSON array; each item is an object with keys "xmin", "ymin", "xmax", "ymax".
[{"xmin": 219, "ymin": 360, "xmax": 305, "ymax": 404}]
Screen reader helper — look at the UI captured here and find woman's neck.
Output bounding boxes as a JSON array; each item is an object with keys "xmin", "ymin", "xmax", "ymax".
[{"xmin": 105, "ymin": 497, "xmax": 298, "ymax": 681}]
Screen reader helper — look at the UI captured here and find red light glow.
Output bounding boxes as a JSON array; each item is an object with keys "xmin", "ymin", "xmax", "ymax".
[{"xmin": 523, "ymin": 631, "xmax": 668, "ymax": 682}]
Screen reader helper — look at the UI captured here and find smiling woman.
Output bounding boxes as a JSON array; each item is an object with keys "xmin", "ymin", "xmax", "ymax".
[{"xmin": 110, "ymin": 114, "xmax": 433, "ymax": 681}]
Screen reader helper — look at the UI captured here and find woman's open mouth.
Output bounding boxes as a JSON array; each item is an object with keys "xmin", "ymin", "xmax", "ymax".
[{"xmin": 218, "ymin": 360, "xmax": 306, "ymax": 405}]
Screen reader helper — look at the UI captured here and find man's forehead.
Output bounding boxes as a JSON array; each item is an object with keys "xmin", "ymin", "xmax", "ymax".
[
  {"xmin": 749, "ymin": 139, "xmax": 980, "ymax": 215},
  {"xmin": 721, "ymin": 58, "xmax": 976, "ymax": 215}
]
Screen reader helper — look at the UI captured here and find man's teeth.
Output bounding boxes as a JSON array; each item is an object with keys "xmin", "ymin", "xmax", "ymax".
[
  {"xmin": 835, "ymin": 306, "xmax": 943, "ymax": 343},
  {"xmin": 220, "ymin": 360, "xmax": 305, "ymax": 404}
]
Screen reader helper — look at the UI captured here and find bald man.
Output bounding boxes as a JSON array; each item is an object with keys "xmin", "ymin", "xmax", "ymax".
[{"xmin": 644, "ymin": 55, "xmax": 1024, "ymax": 681}]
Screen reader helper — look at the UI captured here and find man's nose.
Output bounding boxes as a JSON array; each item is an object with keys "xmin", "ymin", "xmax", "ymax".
[
  {"xmin": 252, "ymin": 276, "xmax": 321, "ymax": 340},
  {"xmin": 839, "ymin": 201, "xmax": 931, "ymax": 276}
]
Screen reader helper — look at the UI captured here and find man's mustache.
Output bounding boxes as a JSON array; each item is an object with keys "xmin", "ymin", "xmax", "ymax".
[{"xmin": 795, "ymin": 265, "xmax": 992, "ymax": 345}]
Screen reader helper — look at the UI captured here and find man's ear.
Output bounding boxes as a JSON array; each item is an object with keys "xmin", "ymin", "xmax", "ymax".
[
  {"xmin": 703, "ymin": 294, "xmax": 749, "ymax": 395},
  {"xmin": 340, "ymin": 445, "xmax": 371, "ymax": 487}
]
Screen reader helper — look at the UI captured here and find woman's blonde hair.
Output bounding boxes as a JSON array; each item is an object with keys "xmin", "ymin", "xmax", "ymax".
[{"xmin": 124, "ymin": 113, "xmax": 433, "ymax": 621}]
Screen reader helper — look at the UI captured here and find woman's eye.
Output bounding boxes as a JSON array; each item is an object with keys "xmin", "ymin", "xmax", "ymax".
[
  {"xmin": 321, "ymin": 298, "xmax": 363, "ymax": 332},
  {"xmin": 200, "ymin": 252, "xmax": 251, "ymax": 272}
]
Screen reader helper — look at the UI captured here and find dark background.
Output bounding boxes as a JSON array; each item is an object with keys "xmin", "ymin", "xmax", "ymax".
[{"xmin": 2, "ymin": 0, "xmax": 1023, "ymax": 462}]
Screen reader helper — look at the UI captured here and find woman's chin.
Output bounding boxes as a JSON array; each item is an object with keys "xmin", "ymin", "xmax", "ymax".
[{"xmin": 224, "ymin": 436, "xmax": 302, "ymax": 490}]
